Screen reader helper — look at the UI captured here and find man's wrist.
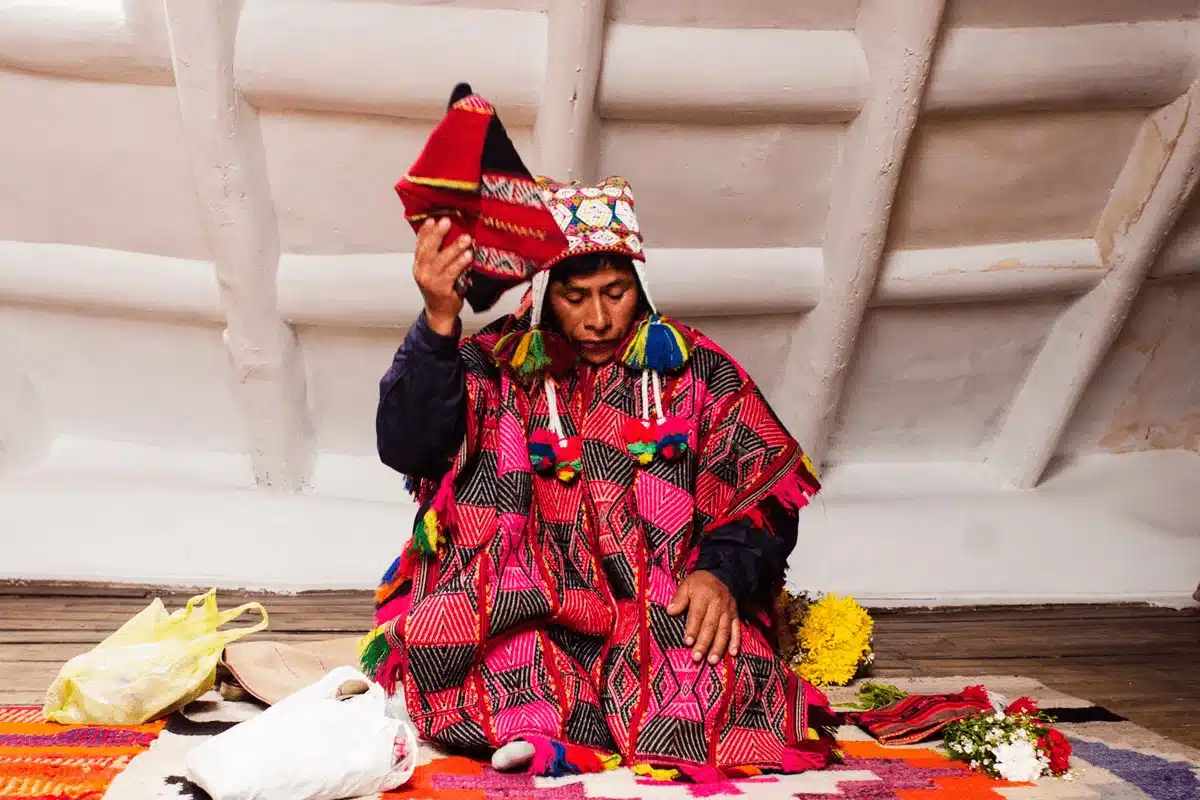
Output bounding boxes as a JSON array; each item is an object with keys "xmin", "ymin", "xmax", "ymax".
[{"xmin": 424, "ymin": 309, "xmax": 460, "ymax": 338}]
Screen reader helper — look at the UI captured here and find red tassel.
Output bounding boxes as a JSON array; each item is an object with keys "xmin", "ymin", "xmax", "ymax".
[
  {"xmin": 676, "ymin": 765, "xmax": 724, "ymax": 784},
  {"xmin": 781, "ymin": 739, "xmax": 839, "ymax": 772}
]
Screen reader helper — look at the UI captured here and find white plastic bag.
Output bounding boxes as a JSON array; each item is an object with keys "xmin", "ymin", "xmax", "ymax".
[{"xmin": 185, "ymin": 667, "xmax": 418, "ymax": 800}]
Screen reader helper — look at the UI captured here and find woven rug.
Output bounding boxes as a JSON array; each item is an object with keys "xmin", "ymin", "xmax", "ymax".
[{"xmin": 3, "ymin": 677, "xmax": 1197, "ymax": 800}]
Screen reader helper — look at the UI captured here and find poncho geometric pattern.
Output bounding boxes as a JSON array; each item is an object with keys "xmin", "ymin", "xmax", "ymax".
[{"xmin": 370, "ymin": 312, "xmax": 828, "ymax": 774}]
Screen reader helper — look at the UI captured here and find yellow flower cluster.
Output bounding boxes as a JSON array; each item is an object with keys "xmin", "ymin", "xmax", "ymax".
[{"xmin": 793, "ymin": 593, "xmax": 874, "ymax": 687}]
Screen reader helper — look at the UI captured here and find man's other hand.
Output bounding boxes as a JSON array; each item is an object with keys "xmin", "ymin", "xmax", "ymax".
[
  {"xmin": 413, "ymin": 217, "xmax": 472, "ymax": 335},
  {"xmin": 667, "ymin": 571, "xmax": 741, "ymax": 665}
]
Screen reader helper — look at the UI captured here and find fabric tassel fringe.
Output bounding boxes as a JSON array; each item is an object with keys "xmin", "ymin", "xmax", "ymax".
[
  {"xmin": 781, "ymin": 738, "xmax": 841, "ymax": 772},
  {"xmin": 493, "ymin": 328, "xmax": 574, "ymax": 384},
  {"xmin": 740, "ymin": 458, "xmax": 823, "ymax": 531},
  {"xmin": 412, "ymin": 506, "xmax": 441, "ymax": 554},
  {"xmin": 622, "ymin": 315, "xmax": 690, "ymax": 373},
  {"xmin": 374, "ymin": 556, "xmax": 406, "ymax": 605},
  {"xmin": 525, "ymin": 736, "xmax": 620, "ymax": 777},
  {"xmin": 409, "ymin": 477, "xmax": 457, "ymax": 556},
  {"xmin": 357, "ymin": 624, "xmax": 391, "ymax": 684}
]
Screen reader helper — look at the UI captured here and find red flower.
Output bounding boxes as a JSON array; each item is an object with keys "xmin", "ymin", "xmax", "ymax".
[
  {"xmin": 1005, "ymin": 696, "xmax": 1038, "ymax": 715},
  {"xmin": 1038, "ymin": 728, "xmax": 1072, "ymax": 775}
]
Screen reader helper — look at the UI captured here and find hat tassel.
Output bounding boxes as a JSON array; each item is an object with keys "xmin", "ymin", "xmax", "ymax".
[
  {"xmin": 622, "ymin": 313, "xmax": 690, "ymax": 373},
  {"xmin": 493, "ymin": 272, "xmax": 574, "ymax": 384}
]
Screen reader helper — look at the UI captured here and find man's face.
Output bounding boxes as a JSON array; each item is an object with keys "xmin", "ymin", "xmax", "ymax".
[{"xmin": 548, "ymin": 262, "xmax": 640, "ymax": 365}]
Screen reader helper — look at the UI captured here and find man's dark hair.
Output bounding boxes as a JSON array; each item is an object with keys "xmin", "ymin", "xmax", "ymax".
[{"xmin": 549, "ymin": 253, "xmax": 636, "ymax": 284}]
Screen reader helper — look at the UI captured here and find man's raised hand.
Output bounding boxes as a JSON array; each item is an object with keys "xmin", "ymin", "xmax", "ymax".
[{"xmin": 413, "ymin": 217, "xmax": 473, "ymax": 335}]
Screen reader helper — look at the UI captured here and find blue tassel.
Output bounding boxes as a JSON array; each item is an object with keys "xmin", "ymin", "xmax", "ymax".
[
  {"xmin": 545, "ymin": 740, "xmax": 572, "ymax": 776},
  {"xmin": 622, "ymin": 315, "xmax": 690, "ymax": 372},
  {"xmin": 380, "ymin": 556, "xmax": 401, "ymax": 585}
]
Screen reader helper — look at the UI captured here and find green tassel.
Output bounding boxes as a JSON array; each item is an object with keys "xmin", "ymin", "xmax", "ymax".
[
  {"xmin": 493, "ymin": 328, "xmax": 575, "ymax": 384},
  {"xmin": 358, "ymin": 626, "xmax": 391, "ymax": 681},
  {"xmin": 495, "ymin": 329, "xmax": 550, "ymax": 379},
  {"xmin": 413, "ymin": 507, "xmax": 441, "ymax": 554}
]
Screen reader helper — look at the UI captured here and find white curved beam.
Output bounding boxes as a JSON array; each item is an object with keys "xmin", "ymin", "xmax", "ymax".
[
  {"xmin": 230, "ymin": 2, "xmax": 1196, "ymax": 123},
  {"xmin": 784, "ymin": 0, "xmax": 948, "ymax": 466},
  {"xmin": 234, "ymin": 1, "xmax": 546, "ymax": 125},
  {"xmin": 163, "ymin": 0, "xmax": 314, "ymax": 491},
  {"xmin": 2, "ymin": 238, "xmax": 1148, "ymax": 329},
  {"xmin": 596, "ymin": 25, "xmax": 867, "ymax": 123},
  {"xmin": 988, "ymin": 80, "xmax": 1200, "ymax": 489},
  {"xmin": 925, "ymin": 21, "xmax": 1196, "ymax": 115},
  {"xmin": 0, "ymin": 0, "xmax": 172, "ymax": 85},
  {"xmin": 534, "ymin": 0, "xmax": 608, "ymax": 181},
  {"xmin": 0, "ymin": 243, "xmax": 224, "ymax": 321},
  {"xmin": 874, "ymin": 239, "xmax": 1104, "ymax": 305}
]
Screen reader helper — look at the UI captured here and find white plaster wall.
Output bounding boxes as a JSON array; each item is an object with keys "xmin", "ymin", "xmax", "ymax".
[
  {"xmin": 0, "ymin": 71, "xmax": 209, "ymax": 259},
  {"xmin": 0, "ymin": 309, "xmax": 244, "ymax": 453},
  {"xmin": 1, "ymin": 0, "xmax": 1199, "ymax": 604},
  {"xmin": 829, "ymin": 300, "xmax": 1068, "ymax": 462}
]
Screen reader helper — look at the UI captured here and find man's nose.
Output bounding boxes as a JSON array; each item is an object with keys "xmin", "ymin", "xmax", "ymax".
[{"xmin": 586, "ymin": 297, "xmax": 611, "ymax": 332}]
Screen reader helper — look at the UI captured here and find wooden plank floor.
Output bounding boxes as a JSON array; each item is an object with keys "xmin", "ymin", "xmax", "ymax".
[{"xmin": 0, "ymin": 586, "xmax": 1196, "ymax": 747}]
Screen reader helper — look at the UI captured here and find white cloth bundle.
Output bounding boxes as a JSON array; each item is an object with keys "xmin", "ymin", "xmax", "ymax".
[{"xmin": 185, "ymin": 666, "xmax": 418, "ymax": 800}]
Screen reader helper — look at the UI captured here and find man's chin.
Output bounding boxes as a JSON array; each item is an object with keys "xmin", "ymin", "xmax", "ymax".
[{"xmin": 578, "ymin": 347, "xmax": 617, "ymax": 365}]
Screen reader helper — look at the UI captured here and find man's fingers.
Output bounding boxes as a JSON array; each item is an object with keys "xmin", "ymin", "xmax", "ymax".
[
  {"xmin": 448, "ymin": 243, "xmax": 474, "ymax": 283},
  {"xmin": 431, "ymin": 233, "xmax": 473, "ymax": 274},
  {"xmin": 683, "ymin": 592, "xmax": 704, "ymax": 647},
  {"xmin": 730, "ymin": 617, "xmax": 741, "ymax": 658},
  {"xmin": 691, "ymin": 604, "xmax": 720, "ymax": 663},
  {"xmin": 668, "ymin": 583, "xmax": 689, "ymax": 617},
  {"xmin": 708, "ymin": 614, "xmax": 731, "ymax": 664},
  {"xmin": 414, "ymin": 218, "xmax": 442, "ymax": 263},
  {"xmin": 415, "ymin": 218, "xmax": 454, "ymax": 267},
  {"xmin": 413, "ymin": 220, "xmax": 432, "ymax": 273}
]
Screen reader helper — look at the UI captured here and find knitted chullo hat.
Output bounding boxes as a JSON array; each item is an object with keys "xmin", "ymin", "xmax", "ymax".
[
  {"xmin": 394, "ymin": 83, "xmax": 569, "ymax": 313},
  {"xmin": 536, "ymin": 176, "xmax": 645, "ymax": 270},
  {"xmin": 496, "ymin": 175, "xmax": 693, "ymax": 481},
  {"xmin": 535, "ymin": 175, "xmax": 689, "ymax": 377}
]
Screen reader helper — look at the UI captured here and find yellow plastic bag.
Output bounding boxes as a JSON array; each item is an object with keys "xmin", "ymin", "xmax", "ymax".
[{"xmin": 43, "ymin": 589, "xmax": 269, "ymax": 725}]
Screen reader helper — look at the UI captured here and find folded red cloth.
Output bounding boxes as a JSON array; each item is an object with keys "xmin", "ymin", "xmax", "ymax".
[
  {"xmin": 395, "ymin": 83, "xmax": 568, "ymax": 313},
  {"xmin": 845, "ymin": 685, "xmax": 994, "ymax": 745}
]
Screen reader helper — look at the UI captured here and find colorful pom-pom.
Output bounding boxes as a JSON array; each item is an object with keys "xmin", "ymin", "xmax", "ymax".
[
  {"xmin": 622, "ymin": 418, "xmax": 658, "ymax": 465},
  {"xmin": 493, "ymin": 328, "xmax": 575, "ymax": 384},
  {"xmin": 553, "ymin": 436, "xmax": 583, "ymax": 483},
  {"xmin": 621, "ymin": 315, "xmax": 690, "ymax": 373},
  {"xmin": 656, "ymin": 416, "xmax": 691, "ymax": 462},
  {"xmin": 528, "ymin": 428, "xmax": 557, "ymax": 474}
]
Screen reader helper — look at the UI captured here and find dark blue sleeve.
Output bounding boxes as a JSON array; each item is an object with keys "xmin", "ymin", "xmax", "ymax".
[
  {"xmin": 693, "ymin": 497, "xmax": 799, "ymax": 612},
  {"xmin": 376, "ymin": 311, "xmax": 467, "ymax": 481}
]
